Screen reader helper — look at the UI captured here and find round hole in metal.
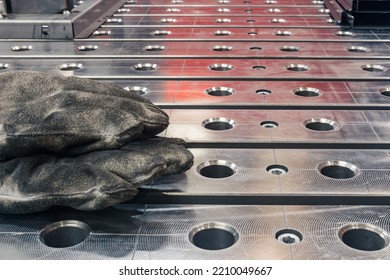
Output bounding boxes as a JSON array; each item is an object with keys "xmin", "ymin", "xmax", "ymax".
[
  {"xmin": 280, "ymin": 45, "xmax": 300, "ymax": 52},
  {"xmin": 276, "ymin": 229, "xmax": 303, "ymax": 244},
  {"xmin": 40, "ymin": 220, "xmax": 91, "ymax": 248},
  {"xmin": 266, "ymin": 164, "xmax": 288, "ymax": 175},
  {"xmin": 304, "ymin": 118, "xmax": 338, "ymax": 131},
  {"xmin": 166, "ymin": 8, "xmax": 180, "ymax": 12},
  {"xmin": 124, "ymin": 86, "xmax": 148, "ymax": 95},
  {"xmin": 77, "ymin": 45, "xmax": 99, "ymax": 51},
  {"xmin": 206, "ymin": 87, "xmax": 235, "ymax": 97},
  {"xmin": 11, "ymin": 45, "xmax": 32, "ymax": 51},
  {"xmin": 271, "ymin": 18, "xmax": 287, "ymax": 23},
  {"xmin": 260, "ymin": 121, "xmax": 279, "ymax": 128},
  {"xmin": 214, "ymin": 30, "xmax": 232, "ymax": 36},
  {"xmin": 202, "ymin": 117, "xmax": 236, "ymax": 130},
  {"xmin": 106, "ymin": 18, "xmax": 122, "ymax": 23},
  {"xmin": 243, "ymin": 0, "xmax": 252, "ymax": 3},
  {"xmin": 361, "ymin": 64, "xmax": 385, "ymax": 72},
  {"xmin": 293, "ymin": 87, "xmax": 321, "ymax": 97},
  {"xmin": 256, "ymin": 89, "xmax": 272, "ymax": 95},
  {"xmin": 219, "ymin": 0, "xmax": 230, "ymax": 3},
  {"xmin": 312, "ymin": 0, "xmax": 324, "ymax": 3},
  {"xmin": 246, "ymin": 19, "xmax": 256, "ymax": 23},
  {"xmin": 275, "ymin": 30, "xmax": 293, "ymax": 36},
  {"xmin": 253, "ymin": 65, "xmax": 267, "ymax": 70},
  {"xmin": 348, "ymin": 46, "xmax": 369, "ymax": 53},
  {"xmin": 212, "ymin": 45, "xmax": 233, "ymax": 52},
  {"xmin": 197, "ymin": 160, "xmax": 238, "ymax": 179},
  {"xmin": 250, "ymin": 46, "xmax": 262, "ymax": 50},
  {"xmin": 144, "ymin": 45, "xmax": 165, "ymax": 51},
  {"xmin": 217, "ymin": 8, "xmax": 231, "ymax": 12},
  {"xmin": 209, "ymin": 63, "xmax": 234, "ymax": 71},
  {"xmin": 318, "ymin": 161, "xmax": 359, "ymax": 179},
  {"xmin": 216, "ymin": 18, "xmax": 232, "ymax": 23},
  {"xmin": 268, "ymin": 8, "xmax": 281, "ymax": 12},
  {"xmin": 133, "ymin": 63, "xmax": 158, "ymax": 71},
  {"xmin": 248, "ymin": 31, "xmax": 258, "ymax": 35},
  {"xmin": 189, "ymin": 222, "xmax": 239, "ymax": 250},
  {"xmin": 379, "ymin": 88, "xmax": 390, "ymax": 97},
  {"xmin": 93, "ymin": 30, "xmax": 111, "ymax": 36},
  {"xmin": 287, "ymin": 64, "xmax": 309, "ymax": 71},
  {"xmin": 0, "ymin": 63, "xmax": 9, "ymax": 70},
  {"xmin": 172, "ymin": 0, "xmax": 183, "ymax": 3},
  {"xmin": 266, "ymin": 0, "xmax": 278, "ymax": 3},
  {"xmin": 339, "ymin": 223, "xmax": 389, "ymax": 251},
  {"xmin": 152, "ymin": 30, "xmax": 172, "ymax": 36},
  {"xmin": 160, "ymin": 18, "xmax": 177, "ymax": 23},
  {"xmin": 245, "ymin": 9, "xmax": 253, "ymax": 12},
  {"xmin": 58, "ymin": 63, "xmax": 83, "ymax": 71},
  {"xmin": 336, "ymin": 31, "xmax": 353, "ymax": 36}
]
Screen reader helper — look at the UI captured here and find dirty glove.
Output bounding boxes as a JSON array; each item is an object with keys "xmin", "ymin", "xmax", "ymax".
[
  {"xmin": 0, "ymin": 137, "xmax": 194, "ymax": 214},
  {"xmin": 0, "ymin": 71, "xmax": 169, "ymax": 160}
]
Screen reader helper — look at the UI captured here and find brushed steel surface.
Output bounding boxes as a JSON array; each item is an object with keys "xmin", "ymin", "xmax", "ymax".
[{"xmin": 2, "ymin": 0, "xmax": 390, "ymax": 260}]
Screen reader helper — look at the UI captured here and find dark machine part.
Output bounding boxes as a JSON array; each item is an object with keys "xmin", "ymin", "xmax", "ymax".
[
  {"xmin": 4, "ymin": 0, "xmax": 74, "ymax": 14},
  {"xmin": 1, "ymin": 0, "xmax": 390, "ymax": 259}
]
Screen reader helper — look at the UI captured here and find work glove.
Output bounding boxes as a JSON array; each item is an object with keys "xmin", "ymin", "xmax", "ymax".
[
  {"xmin": 0, "ymin": 137, "xmax": 194, "ymax": 214},
  {"xmin": 0, "ymin": 71, "xmax": 169, "ymax": 160}
]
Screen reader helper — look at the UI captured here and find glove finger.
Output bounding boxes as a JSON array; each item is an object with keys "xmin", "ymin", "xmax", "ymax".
[{"xmin": 0, "ymin": 138, "xmax": 193, "ymax": 214}]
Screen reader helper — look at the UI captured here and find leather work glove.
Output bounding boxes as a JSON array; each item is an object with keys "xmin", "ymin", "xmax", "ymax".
[
  {"xmin": 0, "ymin": 71, "xmax": 169, "ymax": 160},
  {"xmin": 0, "ymin": 137, "xmax": 194, "ymax": 214}
]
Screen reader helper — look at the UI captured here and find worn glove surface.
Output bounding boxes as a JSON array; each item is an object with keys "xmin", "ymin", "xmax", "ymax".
[
  {"xmin": 0, "ymin": 71, "xmax": 169, "ymax": 160},
  {"xmin": 0, "ymin": 138, "xmax": 193, "ymax": 214}
]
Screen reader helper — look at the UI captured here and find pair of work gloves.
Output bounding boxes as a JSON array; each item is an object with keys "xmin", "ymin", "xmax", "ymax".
[{"xmin": 0, "ymin": 71, "xmax": 194, "ymax": 214}]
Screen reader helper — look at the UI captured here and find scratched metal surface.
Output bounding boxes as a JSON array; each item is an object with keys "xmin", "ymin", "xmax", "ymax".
[{"xmin": 1, "ymin": 0, "xmax": 390, "ymax": 259}]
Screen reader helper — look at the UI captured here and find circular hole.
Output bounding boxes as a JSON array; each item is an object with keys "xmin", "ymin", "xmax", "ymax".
[
  {"xmin": 58, "ymin": 63, "xmax": 83, "ymax": 71},
  {"xmin": 256, "ymin": 89, "xmax": 272, "ymax": 95},
  {"xmin": 348, "ymin": 46, "xmax": 369, "ymax": 53},
  {"xmin": 280, "ymin": 45, "xmax": 300, "ymax": 52},
  {"xmin": 166, "ymin": 8, "xmax": 180, "ymax": 12},
  {"xmin": 214, "ymin": 30, "xmax": 232, "ymax": 36},
  {"xmin": 133, "ymin": 63, "xmax": 158, "ymax": 71},
  {"xmin": 246, "ymin": 19, "xmax": 256, "ymax": 23},
  {"xmin": 270, "ymin": 18, "xmax": 287, "ymax": 23},
  {"xmin": 339, "ymin": 223, "xmax": 389, "ymax": 251},
  {"xmin": 144, "ymin": 45, "xmax": 165, "ymax": 51},
  {"xmin": 266, "ymin": 0, "xmax": 278, "ymax": 3},
  {"xmin": 312, "ymin": 0, "xmax": 324, "ymax": 3},
  {"xmin": 39, "ymin": 220, "xmax": 91, "ymax": 248},
  {"xmin": 77, "ymin": 45, "xmax": 99, "ymax": 51},
  {"xmin": 216, "ymin": 18, "xmax": 232, "ymax": 23},
  {"xmin": 287, "ymin": 64, "xmax": 309, "ymax": 71},
  {"xmin": 379, "ymin": 88, "xmax": 390, "ymax": 97},
  {"xmin": 152, "ymin": 30, "xmax": 172, "ymax": 36},
  {"xmin": 93, "ymin": 30, "xmax": 111, "ymax": 36},
  {"xmin": 260, "ymin": 121, "xmax": 279, "ymax": 128},
  {"xmin": 212, "ymin": 45, "xmax": 233, "ymax": 51},
  {"xmin": 197, "ymin": 160, "xmax": 238, "ymax": 179},
  {"xmin": 248, "ymin": 31, "xmax": 258, "ymax": 35},
  {"xmin": 106, "ymin": 18, "xmax": 122, "ymax": 23},
  {"xmin": 217, "ymin": 8, "xmax": 231, "ymax": 12},
  {"xmin": 245, "ymin": 9, "xmax": 253, "ymax": 13},
  {"xmin": 268, "ymin": 8, "xmax": 281, "ymax": 12},
  {"xmin": 219, "ymin": 0, "xmax": 230, "ymax": 3},
  {"xmin": 117, "ymin": 8, "xmax": 130, "ymax": 13},
  {"xmin": 202, "ymin": 117, "xmax": 237, "ymax": 130},
  {"xmin": 172, "ymin": 0, "xmax": 183, "ymax": 3},
  {"xmin": 243, "ymin": 0, "xmax": 252, "ymax": 3},
  {"xmin": 336, "ymin": 31, "xmax": 353, "ymax": 37},
  {"xmin": 293, "ymin": 87, "xmax": 321, "ymax": 97},
  {"xmin": 250, "ymin": 46, "xmax": 262, "ymax": 50},
  {"xmin": 318, "ymin": 161, "xmax": 359, "ymax": 179},
  {"xmin": 253, "ymin": 65, "xmax": 267, "ymax": 70},
  {"xmin": 361, "ymin": 64, "xmax": 385, "ymax": 72},
  {"xmin": 276, "ymin": 229, "xmax": 303, "ymax": 244},
  {"xmin": 189, "ymin": 222, "xmax": 239, "ymax": 250},
  {"xmin": 304, "ymin": 118, "xmax": 338, "ymax": 131},
  {"xmin": 266, "ymin": 164, "xmax": 288, "ymax": 175},
  {"xmin": 0, "ymin": 63, "xmax": 9, "ymax": 70},
  {"xmin": 275, "ymin": 30, "xmax": 293, "ymax": 36},
  {"xmin": 124, "ymin": 86, "xmax": 148, "ymax": 95},
  {"xmin": 206, "ymin": 87, "xmax": 235, "ymax": 96},
  {"xmin": 11, "ymin": 45, "xmax": 32, "ymax": 52},
  {"xmin": 319, "ymin": 8, "xmax": 330, "ymax": 13},
  {"xmin": 161, "ymin": 18, "xmax": 177, "ymax": 23},
  {"xmin": 209, "ymin": 63, "xmax": 234, "ymax": 71}
]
